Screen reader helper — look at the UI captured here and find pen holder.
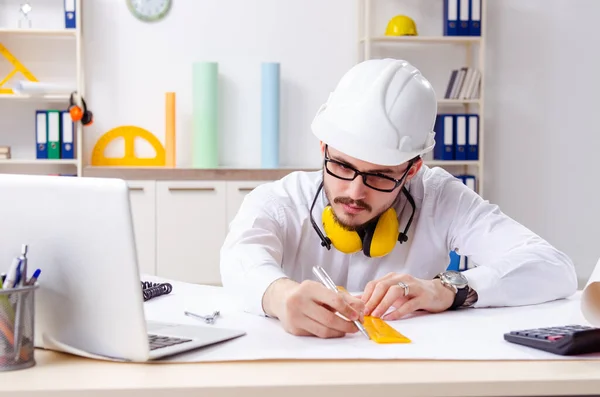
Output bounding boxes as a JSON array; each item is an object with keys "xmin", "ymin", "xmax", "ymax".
[{"xmin": 0, "ymin": 283, "xmax": 38, "ymax": 371}]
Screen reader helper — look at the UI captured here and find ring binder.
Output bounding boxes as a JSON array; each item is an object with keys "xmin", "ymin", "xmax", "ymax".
[{"xmin": 141, "ymin": 281, "xmax": 173, "ymax": 302}]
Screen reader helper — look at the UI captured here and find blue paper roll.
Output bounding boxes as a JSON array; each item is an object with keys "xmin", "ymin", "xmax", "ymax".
[{"xmin": 261, "ymin": 62, "xmax": 280, "ymax": 168}]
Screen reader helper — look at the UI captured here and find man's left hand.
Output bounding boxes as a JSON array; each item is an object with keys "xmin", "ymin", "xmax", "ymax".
[{"xmin": 361, "ymin": 273, "xmax": 456, "ymax": 320}]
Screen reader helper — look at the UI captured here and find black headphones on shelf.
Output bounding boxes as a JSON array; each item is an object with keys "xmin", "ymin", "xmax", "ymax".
[{"xmin": 69, "ymin": 92, "xmax": 93, "ymax": 126}]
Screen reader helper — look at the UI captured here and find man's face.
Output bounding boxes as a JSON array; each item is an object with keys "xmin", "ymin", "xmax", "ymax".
[{"xmin": 322, "ymin": 145, "xmax": 419, "ymax": 231}]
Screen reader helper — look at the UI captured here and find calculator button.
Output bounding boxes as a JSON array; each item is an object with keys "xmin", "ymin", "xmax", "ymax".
[{"xmin": 547, "ymin": 335, "xmax": 564, "ymax": 341}]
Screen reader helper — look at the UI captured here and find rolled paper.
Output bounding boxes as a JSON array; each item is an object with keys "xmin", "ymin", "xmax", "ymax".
[
  {"xmin": 261, "ymin": 62, "xmax": 280, "ymax": 168},
  {"xmin": 165, "ymin": 92, "xmax": 176, "ymax": 167},
  {"xmin": 582, "ymin": 257, "xmax": 600, "ymax": 326},
  {"xmin": 192, "ymin": 62, "xmax": 219, "ymax": 168}
]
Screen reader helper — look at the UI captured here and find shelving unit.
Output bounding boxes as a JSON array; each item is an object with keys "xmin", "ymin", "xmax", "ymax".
[
  {"xmin": 0, "ymin": 159, "xmax": 77, "ymax": 165},
  {"xmin": 0, "ymin": 28, "xmax": 77, "ymax": 36},
  {"xmin": 0, "ymin": 0, "xmax": 84, "ymax": 176},
  {"xmin": 362, "ymin": 35, "xmax": 481, "ymax": 44},
  {"xmin": 357, "ymin": 0, "xmax": 487, "ymax": 197},
  {"xmin": 0, "ymin": 94, "xmax": 71, "ymax": 101}
]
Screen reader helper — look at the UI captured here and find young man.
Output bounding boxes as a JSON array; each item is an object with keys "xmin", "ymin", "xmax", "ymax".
[{"xmin": 220, "ymin": 58, "xmax": 578, "ymax": 339}]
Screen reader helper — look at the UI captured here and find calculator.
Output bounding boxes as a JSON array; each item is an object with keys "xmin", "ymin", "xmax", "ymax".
[{"xmin": 504, "ymin": 324, "xmax": 600, "ymax": 356}]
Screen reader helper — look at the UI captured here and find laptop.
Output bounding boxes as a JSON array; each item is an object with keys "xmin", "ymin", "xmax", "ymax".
[{"xmin": 0, "ymin": 173, "xmax": 245, "ymax": 362}]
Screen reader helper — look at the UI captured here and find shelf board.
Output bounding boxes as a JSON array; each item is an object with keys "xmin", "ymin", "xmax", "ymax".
[
  {"xmin": 83, "ymin": 166, "xmax": 319, "ymax": 181},
  {"xmin": 362, "ymin": 36, "xmax": 481, "ymax": 44},
  {"xmin": 0, "ymin": 94, "xmax": 70, "ymax": 101},
  {"xmin": 438, "ymin": 99, "xmax": 481, "ymax": 105},
  {"xmin": 0, "ymin": 159, "xmax": 78, "ymax": 165},
  {"xmin": 425, "ymin": 160, "xmax": 480, "ymax": 167},
  {"xmin": 0, "ymin": 28, "xmax": 76, "ymax": 36}
]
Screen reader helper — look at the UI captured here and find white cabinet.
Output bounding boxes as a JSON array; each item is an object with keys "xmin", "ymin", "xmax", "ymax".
[
  {"xmin": 126, "ymin": 179, "xmax": 274, "ymax": 285},
  {"xmin": 127, "ymin": 180, "xmax": 157, "ymax": 276},
  {"xmin": 156, "ymin": 181, "xmax": 227, "ymax": 285},
  {"xmin": 225, "ymin": 180, "xmax": 270, "ymax": 225}
]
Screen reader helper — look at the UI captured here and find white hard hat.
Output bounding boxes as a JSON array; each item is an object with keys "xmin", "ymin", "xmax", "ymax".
[{"xmin": 311, "ymin": 58, "xmax": 437, "ymax": 166}]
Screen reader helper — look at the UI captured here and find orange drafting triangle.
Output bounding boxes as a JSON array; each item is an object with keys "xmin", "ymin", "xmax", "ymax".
[{"xmin": 0, "ymin": 43, "xmax": 38, "ymax": 95}]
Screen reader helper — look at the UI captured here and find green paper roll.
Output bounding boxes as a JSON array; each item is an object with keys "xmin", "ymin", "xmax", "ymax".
[{"xmin": 192, "ymin": 62, "xmax": 219, "ymax": 168}]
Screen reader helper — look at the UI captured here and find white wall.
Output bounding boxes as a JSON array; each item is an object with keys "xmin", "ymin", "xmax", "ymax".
[
  {"xmin": 484, "ymin": 0, "xmax": 600, "ymax": 286},
  {"xmin": 81, "ymin": 0, "xmax": 356, "ymax": 168},
  {"xmin": 4, "ymin": 0, "xmax": 597, "ymax": 286}
]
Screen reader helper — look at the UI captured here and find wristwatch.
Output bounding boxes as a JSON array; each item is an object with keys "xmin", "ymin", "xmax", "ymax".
[{"xmin": 434, "ymin": 270, "xmax": 477, "ymax": 310}]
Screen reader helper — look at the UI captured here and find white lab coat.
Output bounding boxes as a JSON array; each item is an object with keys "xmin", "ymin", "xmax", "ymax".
[{"xmin": 220, "ymin": 166, "xmax": 578, "ymax": 316}]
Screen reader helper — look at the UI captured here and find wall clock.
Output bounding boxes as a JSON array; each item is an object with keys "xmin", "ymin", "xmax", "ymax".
[{"xmin": 126, "ymin": 0, "xmax": 172, "ymax": 22}]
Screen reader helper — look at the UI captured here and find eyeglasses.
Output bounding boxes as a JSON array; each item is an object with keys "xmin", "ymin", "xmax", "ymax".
[{"xmin": 323, "ymin": 146, "xmax": 414, "ymax": 193}]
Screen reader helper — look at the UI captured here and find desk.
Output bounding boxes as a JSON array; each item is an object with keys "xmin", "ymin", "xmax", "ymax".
[
  {"xmin": 1, "ymin": 278, "xmax": 599, "ymax": 397},
  {"xmin": 0, "ymin": 350, "xmax": 599, "ymax": 397}
]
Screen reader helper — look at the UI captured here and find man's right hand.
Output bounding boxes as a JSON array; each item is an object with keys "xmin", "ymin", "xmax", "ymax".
[{"xmin": 262, "ymin": 278, "xmax": 365, "ymax": 338}]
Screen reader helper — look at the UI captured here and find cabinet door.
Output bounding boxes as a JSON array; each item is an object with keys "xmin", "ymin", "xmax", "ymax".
[
  {"xmin": 127, "ymin": 180, "xmax": 157, "ymax": 276},
  {"xmin": 226, "ymin": 180, "xmax": 270, "ymax": 225},
  {"xmin": 156, "ymin": 181, "xmax": 227, "ymax": 285}
]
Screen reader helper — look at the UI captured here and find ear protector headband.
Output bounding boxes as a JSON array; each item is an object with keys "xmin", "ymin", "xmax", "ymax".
[
  {"xmin": 309, "ymin": 181, "xmax": 416, "ymax": 258},
  {"xmin": 69, "ymin": 92, "xmax": 93, "ymax": 126}
]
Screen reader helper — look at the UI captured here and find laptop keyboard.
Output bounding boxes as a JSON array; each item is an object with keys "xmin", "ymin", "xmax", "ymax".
[{"xmin": 148, "ymin": 334, "xmax": 192, "ymax": 350}]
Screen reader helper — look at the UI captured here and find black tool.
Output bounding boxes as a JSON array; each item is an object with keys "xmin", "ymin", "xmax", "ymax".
[{"xmin": 504, "ymin": 324, "xmax": 600, "ymax": 356}]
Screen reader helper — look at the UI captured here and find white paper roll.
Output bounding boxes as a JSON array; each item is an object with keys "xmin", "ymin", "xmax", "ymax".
[
  {"xmin": 581, "ymin": 258, "xmax": 600, "ymax": 326},
  {"xmin": 12, "ymin": 81, "xmax": 76, "ymax": 96}
]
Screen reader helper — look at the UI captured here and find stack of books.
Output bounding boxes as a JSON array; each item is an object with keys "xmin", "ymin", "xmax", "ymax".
[{"xmin": 443, "ymin": 67, "xmax": 481, "ymax": 100}]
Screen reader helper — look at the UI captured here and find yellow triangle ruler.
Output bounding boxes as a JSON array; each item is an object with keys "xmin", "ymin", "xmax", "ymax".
[{"xmin": 0, "ymin": 42, "xmax": 38, "ymax": 95}]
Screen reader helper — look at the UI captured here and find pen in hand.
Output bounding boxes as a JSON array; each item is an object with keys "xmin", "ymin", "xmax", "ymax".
[{"xmin": 312, "ymin": 266, "xmax": 370, "ymax": 340}]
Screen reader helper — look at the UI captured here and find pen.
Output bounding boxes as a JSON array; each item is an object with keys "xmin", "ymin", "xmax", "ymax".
[
  {"xmin": 13, "ymin": 245, "xmax": 28, "ymax": 362},
  {"xmin": 27, "ymin": 269, "xmax": 41, "ymax": 286},
  {"xmin": 311, "ymin": 266, "xmax": 370, "ymax": 340},
  {"xmin": 19, "ymin": 244, "xmax": 28, "ymax": 287},
  {"xmin": 4, "ymin": 258, "xmax": 20, "ymax": 289}
]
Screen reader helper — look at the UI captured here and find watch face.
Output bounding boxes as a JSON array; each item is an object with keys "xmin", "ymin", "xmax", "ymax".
[{"xmin": 442, "ymin": 271, "xmax": 469, "ymax": 288}]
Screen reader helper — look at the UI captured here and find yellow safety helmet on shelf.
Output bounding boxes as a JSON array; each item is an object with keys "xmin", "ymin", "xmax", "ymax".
[{"xmin": 385, "ymin": 15, "xmax": 418, "ymax": 36}]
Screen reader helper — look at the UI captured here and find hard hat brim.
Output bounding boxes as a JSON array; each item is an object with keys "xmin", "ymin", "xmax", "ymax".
[{"xmin": 312, "ymin": 116, "xmax": 435, "ymax": 167}]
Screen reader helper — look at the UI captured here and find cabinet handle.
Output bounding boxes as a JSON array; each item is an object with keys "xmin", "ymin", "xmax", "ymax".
[
  {"xmin": 238, "ymin": 187, "xmax": 255, "ymax": 192},
  {"xmin": 168, "ymin": 187, "xmax": 216, "ymax": 192},
  {"xmin": 128, "ymin": 187, "xmax": 144, "ymax": 191}
]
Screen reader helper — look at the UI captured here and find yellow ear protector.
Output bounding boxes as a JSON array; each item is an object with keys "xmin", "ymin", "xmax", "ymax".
[{"xmin": 309, "ymin": 181, "xmax": 416, "ymax": 258}]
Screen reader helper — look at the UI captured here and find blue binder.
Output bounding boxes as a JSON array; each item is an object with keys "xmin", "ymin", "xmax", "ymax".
[
  {"xmin": 467, "ymin": 114, "xmax": 479, "ymax": 160},
  {"xmin": 459, "ymin": 254, "xmax": 468, "ymax": 271},
  {"xmin": 456, "ymin": 174, "xmax": 476, "ymax": 189},
  {"xmin": 64, "ymin": 0, "xmax": 76, "ymax": 29},
  {"xmin": 463, "ymin": 174, "xmax": 476, "ymax": 191},
  {"xmin": 458, "ymin": 0, "xmax": 470, "ymax": 35},
  {"xmin": 35, "ymin": 110, "xmax": 47, "ymax": 159},
  {"xmin": 470, "ymin": 0, "xmax": 481, "ymax": 36},
  {"xmin": 454, "ymin": 114, "xmax": 467, "ymax": 160},
  {"xmin": 60, "ymin": 110, "xmax": 75, "ymax": 159},
  {"xmin": 447, "ymin": 251, "xmax": 460, "ymax": 271},
  {"xmin": 443, "ymin": 0, "xmax": 458, "ymax": 36},
  {"xmin": 433, "ymin": 114, "xmax": 455, "ymax": 160}
]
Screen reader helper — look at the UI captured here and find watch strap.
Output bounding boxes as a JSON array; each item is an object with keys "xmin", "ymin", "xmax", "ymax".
[
  {"xmin": 462, "ymin": 286, "xmax": 479, "ymax": 308},
  {"xmin": 449, "ymin": 285, "xmax": 469, "ymax": 310}
]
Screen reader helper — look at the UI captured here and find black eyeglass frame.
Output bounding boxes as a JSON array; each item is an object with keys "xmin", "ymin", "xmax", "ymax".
[{"xmin": 323, "ymin": 145, "xmax": 417, "ymax": 193}]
